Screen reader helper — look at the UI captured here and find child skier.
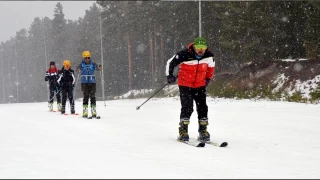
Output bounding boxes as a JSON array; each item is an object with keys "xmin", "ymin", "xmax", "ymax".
[
  {"xmin": 45, "ymin": 61, "xmax": 61, "ymax": 111},
  {"xmin": 57, "ymin": 60, "xmax": 76, "ymax": 114}
]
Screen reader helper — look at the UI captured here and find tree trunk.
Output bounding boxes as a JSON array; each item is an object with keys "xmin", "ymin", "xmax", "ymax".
[
  {"xmin": 154, "ymin": 23, "xmax": 157, "ymax": 85},
  {"xmin": 127, "ymin": 32, "xmax": 132, "ymax": 90},
  {"xmin": 149, "ymin": 33, "xmax": 154, "ymax": 86}
]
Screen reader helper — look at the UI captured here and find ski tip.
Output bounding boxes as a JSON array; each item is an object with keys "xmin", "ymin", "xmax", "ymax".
[
  {"xmin": 220, "ymin": 142, "xmax": 228, "ymax": 147},
  {"xmin": 64, "ymin": 114, "xmax": 68, "ymax": 116},
  {"xmin": 197, "ymin": 142, "xmax": 206, "ymax": 147},
  {"xmin": 74, "ymin": 113, "xmax": 79, "ymax": 115}
]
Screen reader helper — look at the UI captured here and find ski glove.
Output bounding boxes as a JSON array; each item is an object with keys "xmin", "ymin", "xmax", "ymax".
[
  {"xmin": 167, "ymin": 75, "xmax": 176, "ymax": 84},
  {"xmin": 205, "ymin": 78, "xmax": 211, "ymax": 87}
]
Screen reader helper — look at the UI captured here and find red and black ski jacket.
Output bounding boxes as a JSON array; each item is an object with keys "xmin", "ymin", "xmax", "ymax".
[
  {"xmin": 165, "ymin": 43, "xmax": 215, "ymax": 88},
  {"xmin": 45, "ymin": 67, "xmax": 59, "ymax": 87}
]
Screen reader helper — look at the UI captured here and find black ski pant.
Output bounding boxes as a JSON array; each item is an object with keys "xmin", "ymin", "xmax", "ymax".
[
  {"xmin": 61, "ymin": 87, "xmax": 74, "ymax": 109},
  {"xmin": 49, "ymin": 85, "xmax": 61, "ymax": 104},
  {"xmin": 179, "ymin": 86, "xmax": 208, "ymax": 120},
  {"xmin": 81, "ymin": 83, "xmax": 96, "ymax": 106}
]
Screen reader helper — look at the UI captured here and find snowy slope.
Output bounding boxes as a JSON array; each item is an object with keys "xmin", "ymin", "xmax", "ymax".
[{"xmin": 0, "ymin": 97, "xmax": 319, "ymax": 178}]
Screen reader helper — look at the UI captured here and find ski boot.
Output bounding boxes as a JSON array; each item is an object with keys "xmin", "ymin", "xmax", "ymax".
[
  {"xmin": 198, "ymin": 118, "xmax": 210, "ymax": 142},
  {"xmin": 91, "ymin": 105, "xmax": 97, "ymax": 118},
  {"xmin": 61, "ymin": 105, "xmax": 66, "ymax": 115},
  {"xmin": 83, "ymin": 105, "xmax": 88, "ymax": 118},
  {"xmin": 178, "ymin": 118, "xmax": 190, "ymax": 141},
  {"xmin": 71, "ymin": 105, "xmax": 75, "ymax": 114},
  {"xmin": 49, "ymin": 102, "xmax": 53, "ymax": 112},
  {"xmin": 57, "ymin": 102, "xmax": 62, "ymax": 112}
]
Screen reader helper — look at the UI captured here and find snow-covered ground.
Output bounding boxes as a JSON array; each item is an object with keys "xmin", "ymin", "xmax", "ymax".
[{"xmin": 0, "ymin": 97, "xmax": 319, "ymax": 178}]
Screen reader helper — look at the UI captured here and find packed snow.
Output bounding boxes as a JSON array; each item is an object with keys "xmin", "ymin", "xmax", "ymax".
[{"xmin": 0, "ymin": 97, "xmax": 319, "ymax": 178}]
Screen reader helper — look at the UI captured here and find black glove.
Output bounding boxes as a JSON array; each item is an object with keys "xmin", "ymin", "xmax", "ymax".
[
  {"xmin": 45, "ymin": 77, "xmax": 48, "ymax": 81},
  {"xmin": 205, "ymin": 78, "xmax": 211, "ymax": 87},
  {"xmin": 167, "ymin": 75, "xmax": 176, "ymax": 84}
]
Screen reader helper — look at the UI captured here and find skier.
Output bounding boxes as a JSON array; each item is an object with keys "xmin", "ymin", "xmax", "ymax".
[
  {"xmin": 57, "ymin": 60, "xmax": 76, "ymax": 114},
  {"xmin": 165, "ymin": 37, "xmax": 215, "ymax": 142},
  {"xmin": 76, "ymin": 51, "xmax": 102, "ymax": 118},
  {"xmin": 45, "ymin": 61, "xmax": 62, "ymax": 111}
]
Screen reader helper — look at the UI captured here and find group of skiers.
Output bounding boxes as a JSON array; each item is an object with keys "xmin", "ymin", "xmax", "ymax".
[
  {"xmin": 45, "ymin": 50, "xmax": 102, "ymax": 118},
  {"xmin": 45, "ymin": 37, "xmax": 214, "ymax": 142}
]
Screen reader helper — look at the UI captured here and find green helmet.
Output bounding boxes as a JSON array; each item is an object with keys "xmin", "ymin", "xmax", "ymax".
[{"xmin": 194, "ymin": 37, "xmax": 207, "ymax": 49}]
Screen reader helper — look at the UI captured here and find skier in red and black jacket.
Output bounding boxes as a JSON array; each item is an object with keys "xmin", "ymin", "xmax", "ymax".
[
  {"xmin": 45, "ymin": 61, "xmax": 61, "ymax": 112},
  {"xmin": 165, "ymin": 37, "xmax": 215, "ymax": 142}
]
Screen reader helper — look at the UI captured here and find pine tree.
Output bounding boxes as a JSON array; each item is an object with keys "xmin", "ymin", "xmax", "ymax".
[
  {"xmin": 304, "ymin": 1, "xmax": 320, "ymax": 59},
  {"xmin": 51, "ymin": 2, "xmax": 67, "ymax": 64}
]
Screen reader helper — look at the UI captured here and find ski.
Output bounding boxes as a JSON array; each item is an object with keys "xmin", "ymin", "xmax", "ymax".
[
  {"xmin": 63, "ymin": 113, "xmax": 79, "ymax": 116},
  {"xmin": 87, "ymin": 116, "xmax": 101, "ymax": 119},
  {"xmin": 204, "ymin": 141, "xmax": 228, "ymax": 147},
  {"xmin": 193, "ymin": 137, "xmax": 228, "ymax": 147},
  {"xmin": 177, "ymin": 139, "xmax": 205, "ymax": 147}
]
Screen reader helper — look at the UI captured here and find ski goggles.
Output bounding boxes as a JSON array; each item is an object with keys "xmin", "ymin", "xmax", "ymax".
[{"xmin": 194, "ymin": 45, "xmax": 207, "ymax": 51}]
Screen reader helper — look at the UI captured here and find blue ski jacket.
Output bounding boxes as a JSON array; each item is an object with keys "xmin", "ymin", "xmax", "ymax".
[{"xmin": 77, "ymin": 59, "xmax": 100, "ymax": 84}]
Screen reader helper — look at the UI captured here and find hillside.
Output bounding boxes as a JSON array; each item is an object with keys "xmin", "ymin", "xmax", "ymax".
[{"xmin": 209, "ymin": 59, "xmax": 320, "ymax": 102}]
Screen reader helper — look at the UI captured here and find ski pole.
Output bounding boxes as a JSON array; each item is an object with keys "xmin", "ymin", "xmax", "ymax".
[
  {"xmin": 46, "ymin": 82, "xmax": 49, "ymax": 102},
  {"xmin": 72, "ymin": 73, "xmax": 80, "ymax": 106},
  {"xmin": 99, "ymin": 70, "xmax": 106, "ymax": 108},
  {"xmin": 136, "ymin": 83, "xmax": 169, "ymax": 110},
  {"xmin": 48, "ymin": 88, "xmax": 61, "ymax": 103}
]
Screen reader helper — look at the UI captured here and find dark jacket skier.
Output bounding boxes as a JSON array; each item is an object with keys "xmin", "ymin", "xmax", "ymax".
[{"xmin": 57, "ymin": 60, "xmax": 76, "ymax": 115}]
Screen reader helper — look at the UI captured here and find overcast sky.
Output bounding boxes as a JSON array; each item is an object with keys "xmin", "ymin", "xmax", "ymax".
[{"xmin": 0, "ymin": 1, "xmax": 94, "ymax": 43}]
